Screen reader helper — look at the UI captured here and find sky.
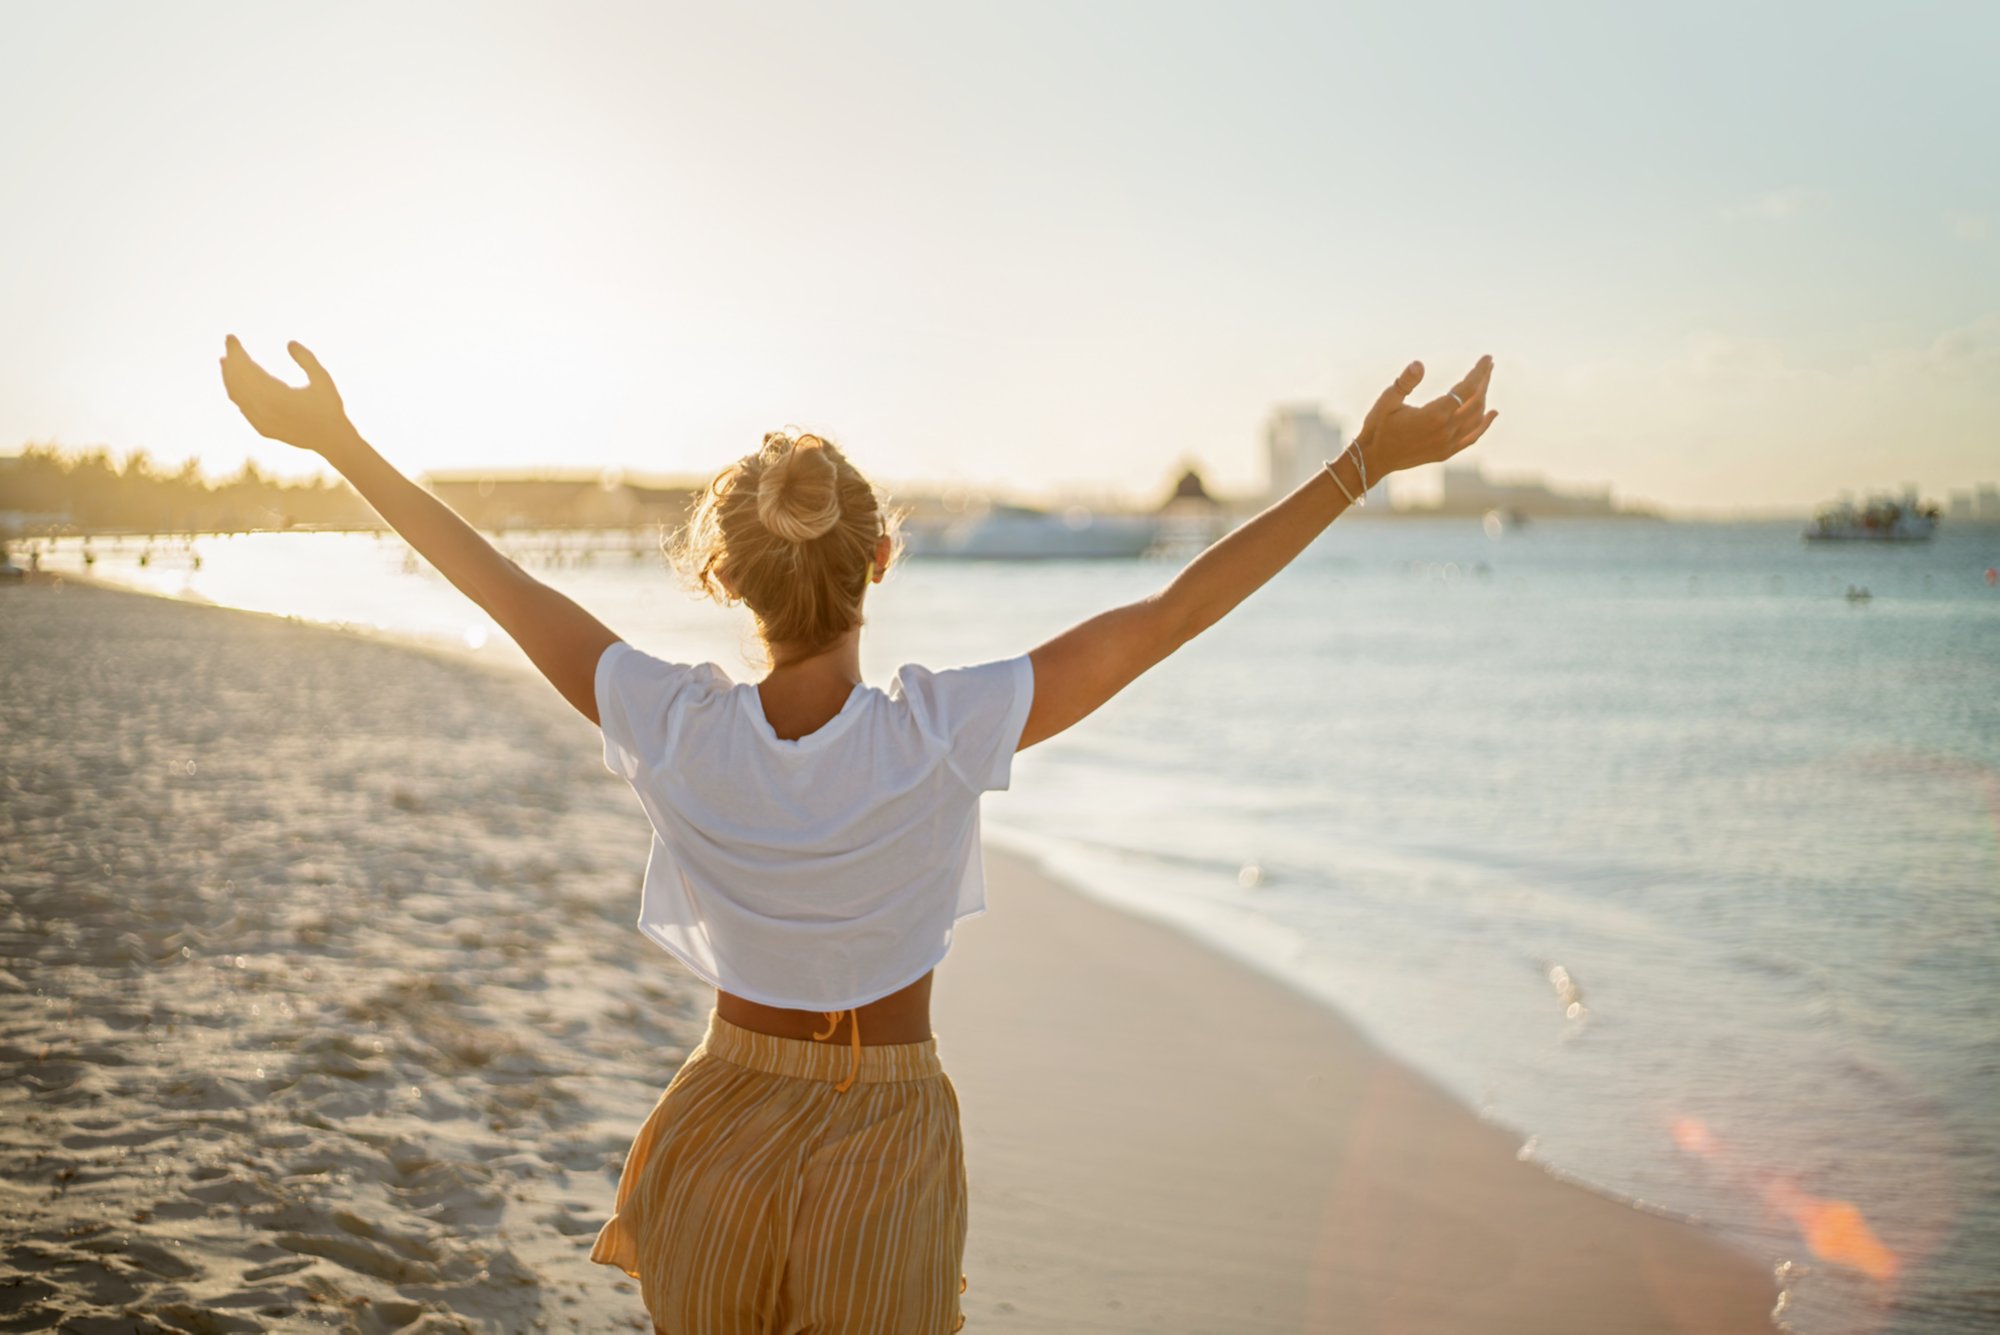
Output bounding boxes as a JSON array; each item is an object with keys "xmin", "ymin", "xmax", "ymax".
[{"xmin": 1, "ymin": 1, "xmax": 1995, "ymax": 517}]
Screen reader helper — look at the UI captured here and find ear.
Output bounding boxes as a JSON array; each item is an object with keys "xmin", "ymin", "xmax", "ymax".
[{"xmin": 871, "ymin": 532, "xmax": 892, "ymax": 582}]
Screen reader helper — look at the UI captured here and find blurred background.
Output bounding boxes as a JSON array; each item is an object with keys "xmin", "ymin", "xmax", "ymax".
[
  {"xmin": 3, "ymin": 5, "xmax": 1997, "ymax": 1335},
  {"xmin": 1, "ymin": 1, "xmax": 1995, "ymax": 516}
]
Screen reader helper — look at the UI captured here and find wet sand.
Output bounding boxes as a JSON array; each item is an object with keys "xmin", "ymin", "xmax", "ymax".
[
  {"xmin": 941, "ymin": 849, "xmax": 1777, "ymax": 1332},
  {"xmin": 1, "ymin": 579, "xmax": 1773, "ymax": 1332}
]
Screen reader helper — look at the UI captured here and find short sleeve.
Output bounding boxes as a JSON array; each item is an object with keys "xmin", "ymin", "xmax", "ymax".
[
  {"xmin": 595, "ymin": 641, "xmax": 709, "ymax": 782},
  {"xmin": 900, "ymin": 653, "xmax": 1036, "ymax": 793}
]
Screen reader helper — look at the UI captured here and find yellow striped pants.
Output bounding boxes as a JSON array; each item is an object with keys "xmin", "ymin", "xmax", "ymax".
[{"xmin": 592, "ymin": 1011, "xmax": 969, "ymax": 1333}]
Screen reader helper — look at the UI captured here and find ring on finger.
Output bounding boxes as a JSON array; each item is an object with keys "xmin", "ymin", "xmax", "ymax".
[{"xmin": 1446, "ymin": 391, "xmax": 1465, "ymax": 408}]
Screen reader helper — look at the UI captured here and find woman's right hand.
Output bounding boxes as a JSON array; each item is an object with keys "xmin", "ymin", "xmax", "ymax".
[
  {"xmin": 1355, "ymin": 355, "xmax": 1497, "ymax": 476},
  {"xmin": 219, "ymin": 335, "xmax": 360, "ymax": 456}
]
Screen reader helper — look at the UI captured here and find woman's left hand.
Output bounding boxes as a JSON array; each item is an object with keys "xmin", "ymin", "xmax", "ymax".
[
  {"xmin": 1355, "ymin": 355, "xmax": 1497, "ymax": 476},
  {"xmin": 218, "ymin": 336, "xmax": 358, "ymax": 454}
]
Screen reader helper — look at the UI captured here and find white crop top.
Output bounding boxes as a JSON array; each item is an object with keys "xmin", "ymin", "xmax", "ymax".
[{"xmin": 594, "ymin": 639, "xmax": 1036, "ymax": 1010}]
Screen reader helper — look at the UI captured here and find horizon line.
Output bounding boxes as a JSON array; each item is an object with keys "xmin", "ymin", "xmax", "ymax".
[{"xmin": 13, "ymin": 443, "xmax": 1987, "ymax": 525}]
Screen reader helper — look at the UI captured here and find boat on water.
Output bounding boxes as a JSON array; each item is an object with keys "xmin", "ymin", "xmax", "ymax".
[
  {"xmin": 902, "ymin": 502, "xmax": 1161, "ymax": 560},
  {"xmin": 1803, "ymin": 496, "xmax": 1939, "ymax": 543}
]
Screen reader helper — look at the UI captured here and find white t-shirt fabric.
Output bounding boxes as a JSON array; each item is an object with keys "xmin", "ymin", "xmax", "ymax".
[{"xmin": 594, "ymin": 640, "xmax": 1037, "ymax": 1010}]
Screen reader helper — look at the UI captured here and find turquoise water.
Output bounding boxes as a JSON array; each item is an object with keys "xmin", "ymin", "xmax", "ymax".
[{"xmin": 41, "ymin": 517, "xmax": 2000, "ymax": 1334}]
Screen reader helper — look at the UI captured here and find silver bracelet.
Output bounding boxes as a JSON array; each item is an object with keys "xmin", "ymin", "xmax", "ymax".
[{"xmin": 1323, "ymin": 448, "xmax": 1366, "ymax": 506}]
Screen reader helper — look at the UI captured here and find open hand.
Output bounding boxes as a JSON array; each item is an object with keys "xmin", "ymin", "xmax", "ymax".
[
  {"xmin": 1355, "ymin": 355, "xmax": 1497, "ymax": 476},
  {"xmin": 218, "ymin": 336, "xmax": 357, "ymax": 454}
]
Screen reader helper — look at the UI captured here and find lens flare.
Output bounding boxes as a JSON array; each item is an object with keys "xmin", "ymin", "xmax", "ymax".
[
  {"xmin": 1670, "ymin": 1115, "xmax": 1898, "ymax": 1283},
  {"xmin": 1768, "ymin": 1182, "xmax": 1899, "ymax": 1283}
]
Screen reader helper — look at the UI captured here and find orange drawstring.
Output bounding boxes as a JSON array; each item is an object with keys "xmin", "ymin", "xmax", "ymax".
[{"xmin": 812, "ymin": 1009, "xmax": 860, "ymax": 1093}]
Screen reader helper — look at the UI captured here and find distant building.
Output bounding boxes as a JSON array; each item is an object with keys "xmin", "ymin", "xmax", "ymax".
[
  {"xmin": 1158, "ymin": 467, "xmax": 1221, "ymax": 513},
  {"xmin": 1948, "ymin": 489, "xmax": 1974, "ymax": 519},
  {"xmin": 422, "ymin": 471, "xmax": 702, "ymax": 530},
  {"xmin": 0, "ymin": 509, "xmax": 70, "ymax": 536},
  {"xmin": 1978, "ymin": 484, "xmax": 2000, "ymax": 520},
  {"xmin": 1265, "ymin": 405, "xmax": 1344, "ymax": 503},
  {"xmin": 1421, "ymin": 462, "xmax": 1628, "ymax": 518},
  {"xmin": 1154, "ymin": 466, "xmax": 1231, "ymax": 546}
]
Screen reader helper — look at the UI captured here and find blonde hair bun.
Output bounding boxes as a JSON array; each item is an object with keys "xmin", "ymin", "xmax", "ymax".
[
  {"xmin": 672, "ymin": 428, "xmax": 902, "ymax": 660},
  {"xmin": 755, "ymin": 433, "xmax": 842, "ymax": 543}
]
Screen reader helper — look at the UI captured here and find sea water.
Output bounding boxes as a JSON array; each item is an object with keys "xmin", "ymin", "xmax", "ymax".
[{"xmin": 41, "ymin": 516, "xmax": 2000, "ymax": 1334}]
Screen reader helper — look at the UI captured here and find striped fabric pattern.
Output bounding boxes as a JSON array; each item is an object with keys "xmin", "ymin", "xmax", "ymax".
[{"xmin": 593, "ymin": 1012, "xmax": 970, "ymax": 1333}]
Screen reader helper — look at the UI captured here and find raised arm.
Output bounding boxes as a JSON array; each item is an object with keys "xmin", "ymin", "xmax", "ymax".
[
  {"xmin": 1019, "ymin": 356, "xmax": 1496, "ymax": 750},
  {"xmin": 218, "ymin": 336, "xmax": 618, "ymax": 724}
]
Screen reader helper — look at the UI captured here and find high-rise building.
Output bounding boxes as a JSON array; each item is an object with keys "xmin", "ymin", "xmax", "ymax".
[
  {"xmin": 1265, "ymin": 405, "xmax": 1345, "ymax": 503},
  {"xmin": 1948, "ymin": 489, "xmax": 1973, "ymax": 519},
  {"xmin": 1978, "ymin": 484, "xmax": 2000, "ymax": 520}
]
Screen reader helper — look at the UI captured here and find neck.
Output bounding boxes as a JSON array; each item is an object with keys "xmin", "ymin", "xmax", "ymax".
[{"xmin": 763, "ymin": 626, "xmax": 863, "ymax": 685}]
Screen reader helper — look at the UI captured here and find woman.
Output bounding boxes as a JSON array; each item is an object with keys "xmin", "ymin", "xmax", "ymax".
[{"xmin": 219, "ymin": 336, "xmax": 1496, "ymax": 1333}]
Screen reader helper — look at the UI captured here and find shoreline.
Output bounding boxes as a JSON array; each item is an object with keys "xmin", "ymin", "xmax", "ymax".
[
  {"xmin": 2, "ymin": 578, "xmax": 1775, "ymax": 1331},
  {"xmin": 976, "ymin": 826, "xmax": 1750, "ymax": 1234},
  {"xmin": 938, "ymin": 842, "xmax": 1776, "ymax": 1333}
]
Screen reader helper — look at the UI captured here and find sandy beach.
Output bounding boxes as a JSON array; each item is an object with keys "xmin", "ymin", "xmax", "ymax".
[{"xmin": 1, "ymin": 578, "xmax": 1775, "ymax": 1333}]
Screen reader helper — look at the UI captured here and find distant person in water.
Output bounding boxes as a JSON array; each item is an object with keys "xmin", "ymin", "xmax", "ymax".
[{"xmin": 219, "ymin": 334, "xmax": 1496, "ymax": 1334}]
